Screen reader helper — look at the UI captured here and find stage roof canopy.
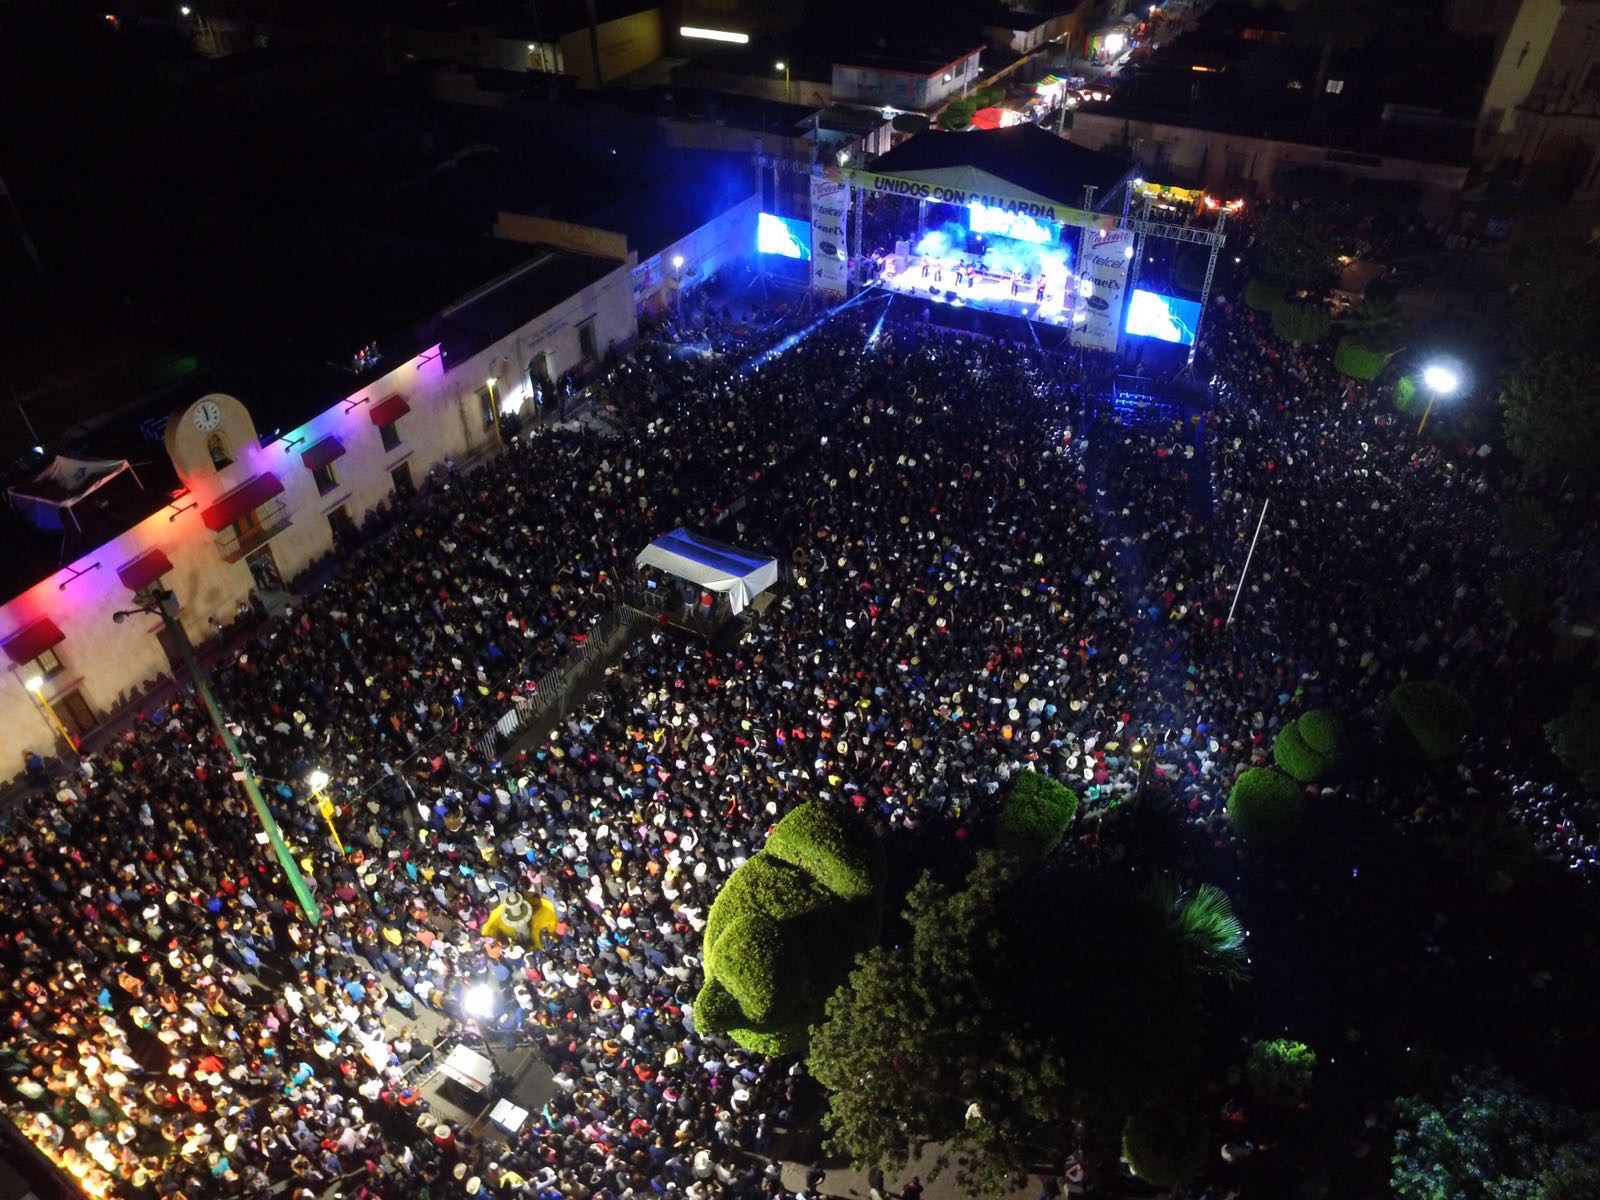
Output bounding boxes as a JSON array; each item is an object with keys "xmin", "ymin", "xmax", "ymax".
[
  {"xmin": 636, "ymin": 527, "xmax": 778, "ymax": 615},
  {"xmin": 865, "ymin": 125, "xmax": 1132, "ymax": 214}
]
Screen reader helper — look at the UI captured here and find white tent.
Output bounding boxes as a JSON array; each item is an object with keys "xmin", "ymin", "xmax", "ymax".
[
  {"xmin": 636, "ymin": 527, "xmax": 779, "ymax": 615},
  {"xmin": 7, "ymin": 456, "xmax": 141, "ymax": 532}
]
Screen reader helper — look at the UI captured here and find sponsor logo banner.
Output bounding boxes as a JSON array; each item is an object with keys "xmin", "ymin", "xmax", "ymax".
[
  {"xmin": 810, "ymin": 175, "xmax": 850, "ymax": 300},
  {"xmin": 1073, "ymin": 227, "xmax": 1134, "ymax": 351}
]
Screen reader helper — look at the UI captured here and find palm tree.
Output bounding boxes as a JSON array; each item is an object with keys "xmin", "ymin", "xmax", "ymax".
[
  {"xmin": 1341, "ymin": 297, "xmax": 1404, "ymax": 348},
  {"xmin": 1158, "ymin": 883, "xmax": 1251, "ymax": 988}
]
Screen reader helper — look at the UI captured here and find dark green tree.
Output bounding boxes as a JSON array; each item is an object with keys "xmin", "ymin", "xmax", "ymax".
[
  {"xmin": 1546, "ymin": 689, "xmax": 1600, "ymax": 793},
  {"xmin": 1392, "ymin": 1069, "xmax": 1600, "ymax": 1200},
  {"xmin": 1388, "ymin": 681, "xmax": 1472, "ymax": 762},
  {"xmin": 1273, "ymin": 709, "xmax": 1342, "ymax": 782},
  {"xmin": 697, "ymin": 802, "xmax": 884, "ymax": 1055},
  {"xmin": 1271, "ymin": 298, "xmax": 1331, "ymax": 345},
  {"xmin": 1122, "ymin": 1109, "xmax": 1210, "ymax": 1188},
  {"xmin": 1499, "ymin": 498, "xmax": 1560, "ymax": 558},
  {"xmin": 1500, "ymin": 353, "xmax": 1600, "ymax": 487},
  {"xmin": 937, "ymin": 99, "xmax": 978, "ymax": 130},
  {"xmin": 809, "ymin": 854, "xmax": 1225, "ymax": 1192},
  {"xmin": 995, "ymin": 770, "xmax": 1078, "ymax": 860},
  {"xmin": 1505, "ymin": 239, "xmax": 1600, "ymax": 365},
  {"xmin": 1245, "ymin": 1038, "xmax": 1316, "ymax": 1108},
  {"xmin": 1254, "ymin": 211, "xmax": 1335, "ymax": 292}
]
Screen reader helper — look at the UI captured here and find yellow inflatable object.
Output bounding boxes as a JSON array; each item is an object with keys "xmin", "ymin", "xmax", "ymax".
[{"xmin": 481, "ymin": 893, "xmax": 559, "ymax": 948}]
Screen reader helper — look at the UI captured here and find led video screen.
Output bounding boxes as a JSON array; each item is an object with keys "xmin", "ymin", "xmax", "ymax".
[
  {"xmin": 1124, "ymin": 288, "xmax": 1202, "ymax": 345},
  {"xmin": 757, "ymin": 212, "xmax": 812, "ymax": 260},
  {"xmin": 968, "ymin": 200, "xmax": 1055, "ymax": 245}
]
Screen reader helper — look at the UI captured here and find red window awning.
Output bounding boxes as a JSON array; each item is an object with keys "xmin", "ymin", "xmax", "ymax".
[
  {"xmin": 117, "ymin": 548, "xmax": 174, "ymax": 592},
  {"xmin": 301, "ymin": 436, "xmax": 347, "ymax": 472},
  {"xmin": 369, "ymin": 394, "xmax": 411, "ymax": 427},
  {"xmin": 201, "ymin": 472, "xmax": 285, "ymax": 532},
  {"xmin": 3, "ymin": 617, "xmax": 65, "ymax": 665}
]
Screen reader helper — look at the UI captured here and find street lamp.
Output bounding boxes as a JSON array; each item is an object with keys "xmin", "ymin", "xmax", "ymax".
[
  {"xmin": 1417, "ymin": 362, "xmax": 1461, "ymax": 436},
  {"xmin": 775, "ymin": 60, "xmax": 790, "ymax": 102},
  {"xmin": 307, "ymin": 768, "xmax": 345, "ymax": 855},
  {"xmin": 1130, "ymin": 738, "xmax": 1150, "ymax": 802},
  {"xmin": 463, "ymin": 981, "xmax": 514, "ymax": 1093},
  {"xmin": 113, "ymin": 586, "xmax": 321, "ymax": 924},
  {"xmin": 23, "ymin": 674, "xmax": 75, "ymax": 755},
  {"xmin": 671, "ymin": 254, "xmax": 685, "ymax": 314}
]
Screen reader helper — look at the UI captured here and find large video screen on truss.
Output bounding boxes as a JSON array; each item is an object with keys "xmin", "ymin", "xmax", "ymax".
[
  {"xmin": 1124, "ymin": 288, "xmax": 1202, "ymax": 345},
  {"xmin": 968, "ymin": 200, "xmax": 1055, "ymax": 244},
  {"xmin": 757, "ymin": 212, "xmax": 812, "ymax": 260}
]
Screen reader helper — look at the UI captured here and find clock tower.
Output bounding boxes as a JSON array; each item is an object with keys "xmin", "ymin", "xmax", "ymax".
[{"xmin": 164, "ymin": 393, "xmax": 261, "ymax": 490}]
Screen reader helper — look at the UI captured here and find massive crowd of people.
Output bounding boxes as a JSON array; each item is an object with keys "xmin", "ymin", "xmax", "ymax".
[{"xmin": 1, "ymin": 217, "xmax": 1594, "ymax": 1200}]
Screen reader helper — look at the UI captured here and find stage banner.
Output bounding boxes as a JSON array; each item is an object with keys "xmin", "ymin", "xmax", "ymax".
[
  {"xmin": 832, "ymin": 165, "xmax": 1120, "ymax": 233},
  {"xmin": 1074, "ymin": 227, "xmax": 1135, "ymax": 352},
  {"xmin": 810, "ymin": 175, "xmax": 850, "ymax": 301}
]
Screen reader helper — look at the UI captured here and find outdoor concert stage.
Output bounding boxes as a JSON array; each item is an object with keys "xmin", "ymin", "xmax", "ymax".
[{"xmin": 876, "ymin": 254, "xmax": 1082, "ymax": 329}]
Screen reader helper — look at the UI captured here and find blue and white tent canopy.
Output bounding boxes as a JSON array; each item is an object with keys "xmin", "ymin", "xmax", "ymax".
[{"xmin": 635, "ymin": 528, "xmax": 779, "ymax": 615}]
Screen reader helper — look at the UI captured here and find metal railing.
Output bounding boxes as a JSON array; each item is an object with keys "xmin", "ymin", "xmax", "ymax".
[{"xmin": 475, "ymin": 606, "xmax": 632, "ymax": 761}]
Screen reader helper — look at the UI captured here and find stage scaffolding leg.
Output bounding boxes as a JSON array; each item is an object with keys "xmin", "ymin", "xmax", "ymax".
[
  {"xmin": 850, "ymin": 184, "xmax": 865, "ymax": 297},
  {"xmin": 1185, "ymin": 210, "xmax": 1228, "ymax": 370},
  {"xmin": 917, "ymin": 199, "xmax": 927, "ymax": 243}
]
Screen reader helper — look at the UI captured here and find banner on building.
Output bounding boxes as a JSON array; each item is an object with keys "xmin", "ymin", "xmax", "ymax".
[
  {"xmin": 809, "ymin": 175, "xmax": 850, "ymax": 301},
  {"xmin": 1073, "ymin": 227, "xmax": 1135, "ymax": 352}
]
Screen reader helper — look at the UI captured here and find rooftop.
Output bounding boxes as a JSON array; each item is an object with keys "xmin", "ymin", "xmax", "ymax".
[
  {"xmin": 869, "ymin": 124, "xmax": 1133, "ymax": 210},
  {"xmin": 1075, "ymin": 0, "xmax": 1491, "ymax": 167}
]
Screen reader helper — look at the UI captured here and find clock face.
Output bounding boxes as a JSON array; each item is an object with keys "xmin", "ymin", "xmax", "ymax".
[{"xmin": 193, "ymin": 401, "xmax": 222, "ymax": 432}]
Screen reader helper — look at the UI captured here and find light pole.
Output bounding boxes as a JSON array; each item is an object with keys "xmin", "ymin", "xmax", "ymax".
[
  {"xmin": 24, "ymin": 674, "xmax": 75, "ymax": 756},
  {"xmin": 1417, "ymin": 362, "xmax": 1461, "ymax": 437},
  {"xmin": 775, "ymin": 60, "xmax": 791, "ymax": 102},
  {"xmin": 113, "ymin": 586, "xmax": 321, "ymax": 924},
  {"xmin": 463, "ymin": 981, "xmax": 514, "ymax": 1094},
  {"xmin": 1130, "ymin": 738, "xmax": 1150, "ymax": 803},
  {"xmin": 307, "ymin": 768, "xmax": 346, "ymax": 855},
  {"xmin": 671, "ymin": 253, "xmax": 685, "ymax": 314}
]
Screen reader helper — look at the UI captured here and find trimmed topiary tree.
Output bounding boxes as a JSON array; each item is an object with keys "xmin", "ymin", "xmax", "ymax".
[
  {"xmin": 1333, "ymin": 337, "xmax": 1395, "ymax": 381},
  {"xmin": 1245, "ymin": 1038, "xmax": 1317, "ymax": 1108},
  {"xmin": 1226, "ymin": 768, "xmax": 1305, "ymax": 843},
  {"xmin": 1272, "ymin": 709, "xmax": 1344, "ymax": 782},
  {"xmin": 698, "ymin": 803, "xmax": 885, "ymax": 1055},
  {"xmin": 1243, "ymin": 275, "xmax": 1282, "ymax": 311},
  {"xmin": 1273, "ymin": 724, "xmax": 1326, "ymax": 782},
  {"xmin": 1296, "ymin": 709, "xmax": 1344, "ymax": 758},
  {"xmin": 1389, "ymin": 681, "xmax": 1472, "ymax": 762},
  {"xmin": 996, "ymin": 770, "xmax": 1079, "ymax": 860},
  {"xmin": 1122, "ymin": 1110, "xmax": 1210, "ymax": 1187}
]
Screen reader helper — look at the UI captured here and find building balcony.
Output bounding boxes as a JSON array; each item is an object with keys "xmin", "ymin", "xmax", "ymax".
[{"xmin": 215, "ymin": 498, "xmax": 292, "ymax": 563}]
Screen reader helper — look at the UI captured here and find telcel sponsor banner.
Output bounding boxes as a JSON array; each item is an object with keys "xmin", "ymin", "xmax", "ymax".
[
  {"xmin": 1074, "ymin": 227, "xmax": 1134, "ymax": 351},
  {"xmin": 810, "ymin": 175, "xmax": 850, "ymax": 300}
]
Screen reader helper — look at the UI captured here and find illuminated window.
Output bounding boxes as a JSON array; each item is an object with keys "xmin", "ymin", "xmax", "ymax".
[
  {"xmin": 478, "ymin": 386, "xmax": 496, "ymax": 430},
  {"xmin": 29, "ymin": 647, "xmax": 63, "ymax": 679}
]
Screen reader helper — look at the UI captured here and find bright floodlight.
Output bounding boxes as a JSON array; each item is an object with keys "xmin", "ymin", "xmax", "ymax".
[
  {"xmin": 24, "ymin": 675, "xmax": 44, "ymax": 693},
  {"xmin": 1422, "ymin": 365, "xmax": 1460, "ymax": 396},
  {"xmin": 464, "ymin": 982, "xmax": 497, "ymax": 1019},
  {"xmin": 308, "ymin": 769, "xmax": 330, "ymax": 792},
  {"xmin": 774, "ymin": 61, "xmax": 786, "ymax": 71},
  {"xmin": 680, "ymin": 25, "xmax": 748, "ymax": 43},
  {"xmin": 672, "ymin": 254, "xmax": 685, "ymax": 270}
]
